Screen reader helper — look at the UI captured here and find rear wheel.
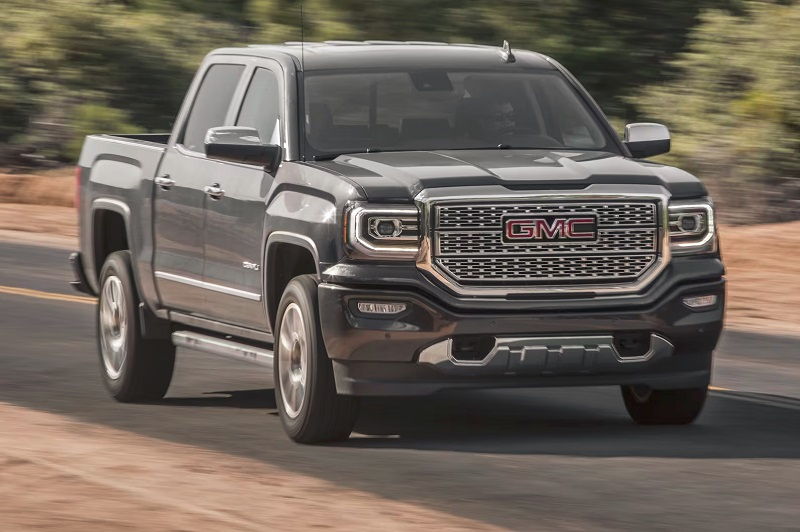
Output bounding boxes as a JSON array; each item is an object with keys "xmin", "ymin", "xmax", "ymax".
[
  {"xmin": 274, "ymin": 275, "xmax": 359, "ymax": 443},
  {"xmin": 621, "ymin": 385, "xmax": 708, "ymax": 425},
  {"xmin": 97, "ymin": 251, "xmax": 175, "ymax": 402}
]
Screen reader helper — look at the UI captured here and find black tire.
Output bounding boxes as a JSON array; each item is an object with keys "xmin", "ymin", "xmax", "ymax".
[
  {"xmin": 274, "ymin": 275, "xmax": 359, "ymax": 443},
  {"xmin": 621, "ymin": 385, "xmax": 708, "ymax": 425},
  {"xmin": 97, "ymin": 251, "xmax": 175, "ymax": 402}
]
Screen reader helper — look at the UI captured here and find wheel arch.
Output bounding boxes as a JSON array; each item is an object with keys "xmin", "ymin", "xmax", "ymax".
[
  {"xmin": 91, "ymin": 198, "xmax": 133, "ymax": 287},
  {"xmin": 264, "ymin": 231, "xmax": 321, "ymax": 331}
]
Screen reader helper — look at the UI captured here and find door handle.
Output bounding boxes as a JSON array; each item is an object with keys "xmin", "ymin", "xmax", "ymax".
[
  {"xmin": 155, "ymin": 174, "xmax": 175, "ymax": 190},
  {"xmin": 203, "ymin": 183, "xmax": 225, "ymax": 200}
]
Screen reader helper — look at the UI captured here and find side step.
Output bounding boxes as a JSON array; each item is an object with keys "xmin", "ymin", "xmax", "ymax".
[{"xmin": 172, "ymin": 331, "xmax": 273, "ymax": 368}]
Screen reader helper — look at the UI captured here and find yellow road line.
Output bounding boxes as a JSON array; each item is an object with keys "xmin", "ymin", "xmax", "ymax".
[
  {"xmin": 709, "ymin": 385, "xmax": 731, "ymax": 391},
  {"xmin": 0, "ymin": 285, "xmax": 95, "ymax": 305}
]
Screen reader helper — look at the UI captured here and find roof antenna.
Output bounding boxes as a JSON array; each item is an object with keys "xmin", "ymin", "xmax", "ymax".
[{"xmin": 500, "ymin": 40, "xmax": 515, "ymax": 63}]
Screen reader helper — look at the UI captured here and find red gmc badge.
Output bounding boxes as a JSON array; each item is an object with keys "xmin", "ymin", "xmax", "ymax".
[{"xmin": 502, "ymin": 214, "xmax": 598, "ymax": 243}]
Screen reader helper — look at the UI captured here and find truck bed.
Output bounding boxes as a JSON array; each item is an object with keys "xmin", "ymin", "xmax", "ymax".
[
  {"xmin": 76, "ymin": 132, "xmax": 170, "ymax": 299},
  {"xmin": 77, "ymin": 134, "xmax": 168, "ymax": 182}
]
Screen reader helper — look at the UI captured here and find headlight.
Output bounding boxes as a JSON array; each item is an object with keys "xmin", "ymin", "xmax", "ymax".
[
  {"xmin": 345, "ymin": 203, "xmax": 420, "ymax": 260},
  {"xmin": 668, "ymin": 199, "xmax": 717, "ymax": 255}
]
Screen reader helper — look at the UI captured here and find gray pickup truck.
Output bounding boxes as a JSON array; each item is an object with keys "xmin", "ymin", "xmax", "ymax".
[{"xmin": 72, "ymin": 41, "xmax": 725, "ymax": 443}]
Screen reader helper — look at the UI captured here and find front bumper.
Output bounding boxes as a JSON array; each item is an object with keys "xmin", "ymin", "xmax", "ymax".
[{"xmin": 318, "ymin": 277, "xmax": 724, "ymax": 396}]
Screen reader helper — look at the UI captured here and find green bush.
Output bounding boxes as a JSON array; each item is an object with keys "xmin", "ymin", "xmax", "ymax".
[
  {"xmin": 65, "ymin": 104, "xmax": 138, "ymax": 161},
  {"xmin": 1, "ymin": 0, "xmax": 240, "ymax": 157},
  {"xmin": 635, "ymin": 1, "xmax": 800, "ymax": 223}
]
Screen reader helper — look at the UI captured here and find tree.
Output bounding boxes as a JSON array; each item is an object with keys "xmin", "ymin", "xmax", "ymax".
[
  {"xmin": 1, "ymin": 0, "xmax": 240, "ymax": 159},
  {"xmin": 635, "ymin": 0, "xmax": 800, "ymax": 223}
]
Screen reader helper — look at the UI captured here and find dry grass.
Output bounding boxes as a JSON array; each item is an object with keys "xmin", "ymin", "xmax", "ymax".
[{"xmin": 0, "ymin": 167, "xmax": 75, "ymax": 207}]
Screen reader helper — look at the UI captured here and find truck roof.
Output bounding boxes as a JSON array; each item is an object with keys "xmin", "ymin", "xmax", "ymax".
[{"xmin": 209, "ymin": 41, "xmax": 556, "ymax": 72}]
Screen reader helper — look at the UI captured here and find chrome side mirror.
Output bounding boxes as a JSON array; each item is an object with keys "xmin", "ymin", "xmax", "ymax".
[
  {"xmin": 204, "ymin": 126, "xmax": 282, "ymax": 173},
  {"xmin": 623, "ymin": 123, "xmax": 670, "ymax": 159}
]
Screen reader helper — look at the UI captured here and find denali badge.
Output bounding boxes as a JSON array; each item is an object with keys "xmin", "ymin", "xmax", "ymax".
[{"xmin": 502, "ymin": 214, "xmax": 598, "ymax": 243}]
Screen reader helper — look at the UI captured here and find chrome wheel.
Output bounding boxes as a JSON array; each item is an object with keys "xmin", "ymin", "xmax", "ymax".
[
  {"xmin": 99, "ymin": 275, "xmax": 128, "ymax": 380},
  {"xmin": 278, "ymin": 302, "xmax": 308, "ymax": 419}
]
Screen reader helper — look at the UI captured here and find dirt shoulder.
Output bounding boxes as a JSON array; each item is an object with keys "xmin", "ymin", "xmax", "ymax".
[
  {"xmin": 0, "ymin": 197, "xmax": 798, "ymax": 337},
  {"xmin": 0, "ymin": 203, "xmax": 77, "ymax": 239},
  {"xmin": 719, "ymin": 221, "xmax": 800, "ymax": 336},
  {"xmin": 0, "ymin": 402, "xmax": 493, "ymax": 531}
]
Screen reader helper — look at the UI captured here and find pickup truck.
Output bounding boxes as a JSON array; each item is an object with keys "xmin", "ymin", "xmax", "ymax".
[{"xmin": 72, "ymin": 41, "xmax": 725, "ymax": 443}]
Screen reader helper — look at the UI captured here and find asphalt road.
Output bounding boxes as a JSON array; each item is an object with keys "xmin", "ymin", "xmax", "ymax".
[{"xmin": 1, "ymin": 240, "xmax": 799, "ymax": 530}]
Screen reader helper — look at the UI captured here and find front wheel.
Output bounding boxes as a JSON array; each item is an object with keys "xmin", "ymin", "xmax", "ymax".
[
  {"xmin": 274, "ymin": 275, "xmax": 359, "ymax": 443},
  {"xmin": 621, "ymin": 385, "xmax": 708, "ymax": 425}
]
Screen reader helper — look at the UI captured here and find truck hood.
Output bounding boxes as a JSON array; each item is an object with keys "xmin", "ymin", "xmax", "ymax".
[{"xmin": 312, "ymin": 149, "xmax": 707, "ymax": 201}]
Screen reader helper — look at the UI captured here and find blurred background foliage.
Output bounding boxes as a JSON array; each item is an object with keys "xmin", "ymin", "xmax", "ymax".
[{"xmin": 0, "ymin": 0, "xmax": 797, "ymax": 221}]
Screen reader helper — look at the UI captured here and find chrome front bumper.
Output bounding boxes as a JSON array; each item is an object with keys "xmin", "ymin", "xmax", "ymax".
[{"xmin": 418, "ymin": 334, "xmax": 674, "ymax": 377}]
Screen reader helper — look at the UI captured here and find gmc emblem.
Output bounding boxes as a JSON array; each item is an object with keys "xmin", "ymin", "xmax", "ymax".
[{"xmin": 502, "ymin": 214, "xmax": 598, "ymax": 243}]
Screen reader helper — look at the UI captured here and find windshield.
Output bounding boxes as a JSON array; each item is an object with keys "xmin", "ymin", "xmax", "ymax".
[{"xmin": 303, "ymin": 69, "xmax": 614, "ymax": 159}]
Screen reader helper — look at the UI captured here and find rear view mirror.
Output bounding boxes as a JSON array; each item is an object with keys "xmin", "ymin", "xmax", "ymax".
[
  {"xmin": 623, "ymin": 123, "xmax": 670, "ymax": 159},
  {"xmin": 204, "ymin": 126, "xmax": 282, "ymax": 173}
]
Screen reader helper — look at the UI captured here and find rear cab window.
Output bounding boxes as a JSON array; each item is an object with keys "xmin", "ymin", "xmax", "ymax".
[{"xmin": 180, "ymin": 63, "xmax": 246, "ymax": 153}]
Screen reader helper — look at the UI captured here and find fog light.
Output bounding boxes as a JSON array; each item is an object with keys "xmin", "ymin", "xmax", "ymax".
[
  {"xmin": 682, "ymin": 294, "xmax": 718, "ymax": 310},
  {"xmin": 356, "ymin": 301, "xmax": 407, "ymax": 315}
]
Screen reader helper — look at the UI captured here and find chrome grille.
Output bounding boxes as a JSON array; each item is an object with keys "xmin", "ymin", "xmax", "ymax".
[
  {"xmin": 431, "ymin": 201, "xmax": 660, "ymax": 285},
  {"xmin": 438, "ymin": 255, "xmax": 656, "ymax": 282},
  {"xmin": 438, "ymin": 228, "xmax": 656, "ymax": 256},
  {"xmin": 436, "ymin": 202, "xmax": 656, "ymax": 229}
]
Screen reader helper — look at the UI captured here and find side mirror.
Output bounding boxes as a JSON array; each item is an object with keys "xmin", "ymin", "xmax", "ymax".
[
  {"xmin": 204, "ymin": 126, "xmax": 282, "ymax": 173},
  {"xmin": 623, "ymin": 123, "xmax": 670, "ymax": 159}
]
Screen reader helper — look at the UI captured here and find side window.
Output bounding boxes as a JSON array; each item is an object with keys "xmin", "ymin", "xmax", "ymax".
[
  {"xmin": 181, "ymin": 63, "xmax": 245, "ymax": 153},
  {"xmin": 236, "ymin": 68, "xmax": 281, "ymax": 145}
]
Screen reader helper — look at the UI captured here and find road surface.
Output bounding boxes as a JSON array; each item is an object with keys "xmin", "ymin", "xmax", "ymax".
[{"xmin": 1, "ymin": 240, "xmax": 798, "ymax": 530}]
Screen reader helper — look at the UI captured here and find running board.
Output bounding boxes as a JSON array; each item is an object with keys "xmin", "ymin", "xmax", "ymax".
[{"xmin": 172, "ymin": 331, "xmax": 273, "ymax": 368}]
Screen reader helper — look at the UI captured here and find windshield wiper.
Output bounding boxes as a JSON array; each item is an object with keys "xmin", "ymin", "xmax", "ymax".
[
  {"xmin": 312, "ymin": 153, "xmax": 345, "ymax": 161},
  {"xmin": 312, "ymin": 148, "xmax": 385, "ymax": 161},
  {"xmin": 446, "ymin": 145, "xmax": 571, "ymax": 151}
]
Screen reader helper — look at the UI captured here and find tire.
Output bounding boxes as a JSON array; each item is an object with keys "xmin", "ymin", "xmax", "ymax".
[
  {"xmin": 621, "ymin": 385, "xmax": 708, "ymax": 425},
  {"xmin": 274, "ymin": 275, "xmax": 359, "ymax": 443},
  {"xmin": 97, "ymin": 251, "xmax": 175, "ymax": 402}
]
